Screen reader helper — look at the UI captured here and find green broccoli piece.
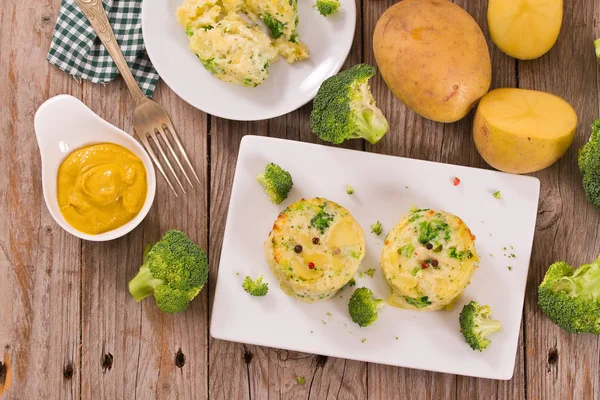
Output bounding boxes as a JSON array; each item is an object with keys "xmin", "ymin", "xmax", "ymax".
[
  {"xmin": 363, "ymin": 268, "xmax": 375, "ymax": 278},
  {"xmin": 128, "ymin": 230, "xmax": 209, "ymax": 313},
  {"xmin": 199, "ymin": 57, "xmax": 225, "ymax": 75},
  {"xmin": 417, "ymin": 219, "xmax": 450, "ymax": 244},
  {"xmin": 297, "ymin": 376, "xmax": 305, "ymax": 385},
  {"xmin": 315, "ymin": 0, "xmax": 340, "ymax": 16},
  {"xmin": 493, "ymin": 191, "xmax": 501, "ymax": 199},
  {"xmin": 346, "ymin": 185, "xmax": 354, "ymax": 195},
  {"xmin": 242, "ymin": 276, "xmax": 269, "ymax": 296},
  {"xmin": 262, "ymin": 13, "xmax": 285, "ymax": 38},
  {"xmin": 311, "ymin": 207, "xmax": 334, "ymax": 233},
  {"xmin": 578, "ymin": 119, "xmax": 600, "ymax": 210},
  {"xmin": 371, "ymin": 221, "xmax": 383, "ymax": 235},
  {"xmin": 538, "ymin": 255, "xmax": 600, "ymax": 334},
  {"xmin": 257, "ymin": 163, "xmax": 293, "ymax": 204},
  {"xmin": 310, "ymin": 64, "xmax": 389, "ymax": 145},
  {"xmin": 404, "ymin": 296, "xmax": 431, "ymax": 309},
  {"xmin": 348, "ymin": 287, "xmax": 384, "ymax": 327},
  {"xmin": 346, "ymin": 277, "xmax": 356, "ymax": 287},
  {"xmin": 459, "ymin": 301, "xmax": 501, "ymax": 351},
  {"xmin": 595, "ymin": 38, "xmax": 600, "ymax": 63}
]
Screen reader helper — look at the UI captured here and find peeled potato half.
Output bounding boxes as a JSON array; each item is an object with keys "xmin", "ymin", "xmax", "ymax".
[
  {"xmin": 488, "ymin": 0, "xmax": 563, "ymax": 60},
  {"xmin": 473, "ymin": 88, "xmax": 576, "ymax": 174}
]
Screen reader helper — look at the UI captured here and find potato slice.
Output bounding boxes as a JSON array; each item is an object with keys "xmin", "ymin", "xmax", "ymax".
[
  {"xmin": 473, "ymin": 88, "xmax": 576, "ymax": 174},
  {"xmin": 488, "ymin": 0, "xmax": 563, "ymax": 60}
]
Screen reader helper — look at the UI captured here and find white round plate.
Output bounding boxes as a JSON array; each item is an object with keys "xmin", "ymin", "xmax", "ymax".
[{"xmin": 142, "ymin": 0, "xmax": 356, "ymax": 121}]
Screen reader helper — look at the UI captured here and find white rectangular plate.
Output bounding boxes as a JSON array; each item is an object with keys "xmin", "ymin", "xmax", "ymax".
[{"xmin": 211, "ymin": 136, "xmax": 540, "ymax": 380}]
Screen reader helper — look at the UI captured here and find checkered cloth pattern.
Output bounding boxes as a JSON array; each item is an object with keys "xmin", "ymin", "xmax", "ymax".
[{"xmin": 47, "ymin": 0, "xmax": 159, "ymax": 97}]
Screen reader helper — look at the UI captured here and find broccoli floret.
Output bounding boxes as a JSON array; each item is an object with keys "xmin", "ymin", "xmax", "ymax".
[
  {"xmin": 538, "ymin": 255, "xmax": 600, "ymax": 334},
  {"xmin": 493, "ymin": 191, "xmax": 501, "ymax": 199},
  {"xmin": 262, "ymin": 13, "xmax": 285, "ymax": 38},
  {"xmin": 459, "ymin": 301, "xmax": 501, "ymax": 351},
  {"xmin": 578, "ymin": 119, "xmax": 600, "ymax": 210},
  {"xmin": 370, "ymin": 221, "xmax": 383, "ymax": 235},
  {"xmin": 346, "ymin": 277, "xmax": 356, "ymax": 287},
  {"xmin": 348, "ymin": 287, "xmax": 384, "ymax": 327},
  {"xmin": 595, "ymin": 38, "xmax": 600, "ymax": 63},
  {"xmin": 404, "ymin": 296, "xmax": 431, "ymax": 309},
  {"xmin": 315, "ymin": 0, "xmax": 340, "ymax": 16},
  {"xmin": 242, "ymin": 276, "xmax": 269, "ymax": 296},
  {"xmin": 257, "ymin": 163, "xmax": 293, "ymax": 204},
  {"xmin": 296, "ymin": 376, "xmax": 305, "ymax": 385},
  {"xmin": 310, "ymin": 64, "xmax": 389, "ymax": 145},
  {"xmin": 346, "ymin": 185, "xmax": 354, "ymax": 195},
  {"xmin": 128, "ymin": 230, "xmax": 209, "ymax": 313}
]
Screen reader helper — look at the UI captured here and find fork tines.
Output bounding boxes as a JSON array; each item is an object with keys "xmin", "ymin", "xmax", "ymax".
[{"xmin": 137, "ymin": 122, "xmax": 200, "ymax": 197}]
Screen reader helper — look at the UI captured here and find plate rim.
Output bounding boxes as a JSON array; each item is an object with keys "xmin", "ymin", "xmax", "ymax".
[{"xmin": 141, "ymin": 0, "xmax": 357, "ymax": 121}]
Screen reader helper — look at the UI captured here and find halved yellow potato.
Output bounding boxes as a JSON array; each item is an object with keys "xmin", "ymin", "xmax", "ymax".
[
  {"xmin": 488, "ymin": 0, "xmax": 563, "ymax": 60},
  {"xmin": 473, "ymin": 88, "xmax": 577, "ymax": 174}
]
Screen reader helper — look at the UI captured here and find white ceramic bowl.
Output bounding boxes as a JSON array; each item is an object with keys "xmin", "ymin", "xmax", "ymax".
[
  {"xmin": 34, "ymin": 95, "xmax": 156, "ymax": 241},
  {"xmin": 141, "ymin": 0, "xmax": 356, "ymax": 121}
]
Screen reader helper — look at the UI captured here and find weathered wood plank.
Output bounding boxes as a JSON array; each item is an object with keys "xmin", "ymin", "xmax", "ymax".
[
  {"xmin": 520, "ymin": 0, "xmax": 600, "ymax": 399},
  {"xmin": 362, "ymin": 0, "xmax": 457, "ymax": 397},
  {"xmin": 208, "ymin": 118, "xmax": 268, "ymax": 400},
  {"xmin": 0, "ymin": 0, "xmax": 82, "ymax": 398},
  {"xmin": 451, "ymin": 0, "xmax": 526, "ymax": 398},
  {"xmin": 80, "ymin": 81, "xmax": 209, "ymax": 400},
  {"xmin": 235, "ymin": 0, "xmax": 369, "ymax": 396}
]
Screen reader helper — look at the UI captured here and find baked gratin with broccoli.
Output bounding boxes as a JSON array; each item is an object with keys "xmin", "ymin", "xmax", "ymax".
[
  {"xmin": 381, "ymin": 208, "xmax": 479, "ymax": 311},
  {"xmin": 264, "ymin": 198, "xmax": 365, "ymax": 302},
  {"xmin": 176, "ymin": 0, "xmax": 308, "ymax": 87}
]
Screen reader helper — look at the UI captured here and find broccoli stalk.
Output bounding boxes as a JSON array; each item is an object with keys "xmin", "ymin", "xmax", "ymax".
[
  {"xmin": 348, "ymin": 287, "xmax": 384, "ymax": 327},
  {"xmin": 578, "ymin": 119, "xmax": 600, "ymax": 210},
  {"xmin": 459, "ymin": 301, "xmax": 501, "ymax": 351},
  {"xmin": 310, "ymin": 64, "xmax": 389, "ymax": 145},
  {"xmin": 242, "ymin": 276, "xmax": 269, "ymax": 296},
  {"xmin": 538, "ymin": 255, "xmax": 600, "ymax": 334},
  {"xmin": 128, "ymin": 230, "xmax": 209, "ymax": 313},
  {"xmin": 257, "ymin": 163, "xmax": 293, "ymax": 204},
  {"xmin": 315, "ymin": 0, "xmax": 340, "ymax": 16}
]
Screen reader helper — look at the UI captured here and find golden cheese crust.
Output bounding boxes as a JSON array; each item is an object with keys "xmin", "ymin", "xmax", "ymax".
[
  {"xmin": 265, "ymin": 198, "xmax": 365, "ymax": 302},
  {"xmin": 381, "ymin": 208, "xmax": 479, "ymax": 311}
]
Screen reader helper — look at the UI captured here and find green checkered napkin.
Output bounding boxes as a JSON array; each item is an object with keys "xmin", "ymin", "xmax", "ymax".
[{"xmin": 47, "ymin": 0, "xmax": 159, "ymax": 97}]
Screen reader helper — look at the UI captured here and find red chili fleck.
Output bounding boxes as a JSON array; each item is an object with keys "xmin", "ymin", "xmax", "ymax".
[
  {"xmin": 421, "ymin": 261, "xmax": 429, "ymax": 269},
  {"xmin": 453, "ymin": 177, "xmax": 461, "ymax": 186},
  {"xmin": 428, "ymin": 210, "xmax": 435, "ymax": 215},
  {"xmin": 413, "ymin": 252, "xmax": 418, "ymax": 257},
  {"xmin": 308, "ymin": 262, "xmax": 315, "ymax": 269}
]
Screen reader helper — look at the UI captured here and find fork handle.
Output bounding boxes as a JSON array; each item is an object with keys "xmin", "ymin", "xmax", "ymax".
[{"xmin": 74, "ymin": 0, "xmax": 146, "ymax": 105}]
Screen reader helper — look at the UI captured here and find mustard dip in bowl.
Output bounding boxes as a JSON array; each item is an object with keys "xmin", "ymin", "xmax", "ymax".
[{"xmin": 35, "ymin": 95, "xmax": 156, "ymax": 241}]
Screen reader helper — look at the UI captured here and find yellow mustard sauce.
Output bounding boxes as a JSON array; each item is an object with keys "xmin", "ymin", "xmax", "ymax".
[{"xmin": 57, "ymin": 143, "xmax": 147, "ymax": 234}]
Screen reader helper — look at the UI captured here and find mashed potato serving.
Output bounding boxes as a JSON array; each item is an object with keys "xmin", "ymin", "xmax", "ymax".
[
  {"xmin": 176, "ymin": 0, "xmax": 308, "ymax": 87},
  {"xmin": 265, "ymin": 198, "xmax": 365, "ymax": 303},
  {"xmin": 381, "ymin": 208, "xmax": 479, "ymax": 311}
]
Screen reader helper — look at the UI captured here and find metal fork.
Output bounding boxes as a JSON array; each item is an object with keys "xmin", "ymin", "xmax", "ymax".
[{"xmin": 74, "ymin": 0, "xmax": 200, "ymax": 196}]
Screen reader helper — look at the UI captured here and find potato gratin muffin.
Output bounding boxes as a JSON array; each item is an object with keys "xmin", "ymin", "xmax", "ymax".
[
  {"xmin": 265, "ymin": 198, "xmax": 365, "ymax": 302},
  {"xmin": 381, "ymin": 208, "xmax": 479, "ymax": 311},
  {"xmin": 176, "ymin": 0, "xmax": 308, "ymax": 87}
]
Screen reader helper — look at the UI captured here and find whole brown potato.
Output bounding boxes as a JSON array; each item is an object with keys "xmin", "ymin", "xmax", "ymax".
[{"xmin": 373, "ymin": 0, "xmax": 491, "ymax": 123}]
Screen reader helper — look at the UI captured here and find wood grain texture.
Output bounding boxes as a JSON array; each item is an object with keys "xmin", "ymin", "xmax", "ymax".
[
  {"xmin": 520, "ymin": 0, "xmax": 600, "ymax": 399},
  {"xmin": 1, "ymin": 0, "xmax": 600, "ymax": 398},
  {"xmin": 79, "ymin": 82, "xmax": 208, "ymax": 400},
  {"xmin": 0, "ymin": 0, "xmax": 82, "ymax": 398}
]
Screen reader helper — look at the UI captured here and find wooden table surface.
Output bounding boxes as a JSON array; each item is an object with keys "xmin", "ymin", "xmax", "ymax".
[{"xmin": 1, "ymin": 0, "xmax": 600, "ymax": 398}]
